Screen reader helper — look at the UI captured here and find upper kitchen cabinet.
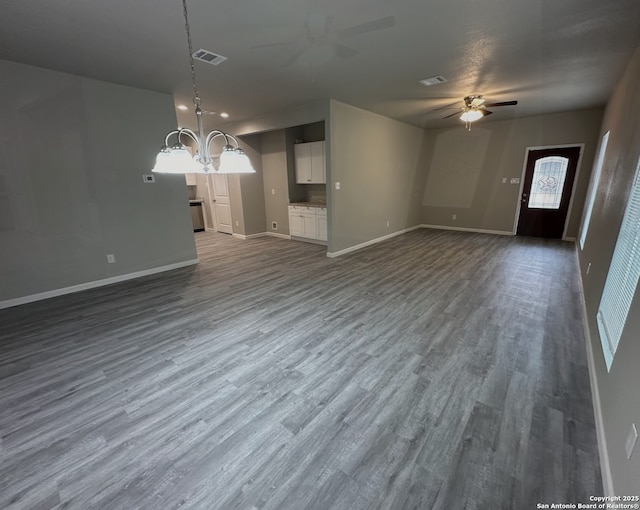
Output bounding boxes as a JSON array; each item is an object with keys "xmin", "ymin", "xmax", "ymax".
[{"xmin": 294, "ymin": 141, "xmax": 326, "ymax": 184}]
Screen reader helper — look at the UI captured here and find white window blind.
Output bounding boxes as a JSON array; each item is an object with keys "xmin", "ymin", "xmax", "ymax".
[
  {"xmin": 580, "ymin": 131, "xmax": 610, "ymax": 249},
  {"xmin": 597, "ymin": 156, "xmax": 640, "ymax": 370}
]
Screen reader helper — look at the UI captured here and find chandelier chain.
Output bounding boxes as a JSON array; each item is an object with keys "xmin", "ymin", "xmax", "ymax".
[{"xmin": 182, "ymin": 0, "xmax": 201, "ymax": 108}]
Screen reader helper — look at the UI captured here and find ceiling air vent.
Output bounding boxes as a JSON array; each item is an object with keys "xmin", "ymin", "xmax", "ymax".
[
  {"xmin": 420, "ymin": 75, "xmax": 447, "ymax": 86},
  {"xmin": 192, "ymin": 49, "xmax": 228, "ymax": 66}
]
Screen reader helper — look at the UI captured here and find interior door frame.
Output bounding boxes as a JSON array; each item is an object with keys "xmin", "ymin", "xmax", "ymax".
[
  {"xmin": 512, "ymin": 143, "xmax": 585, "ymax": 240},
  {"xmin": 204, "ymin": 174, "xmax": 219, "ymax": 232}
]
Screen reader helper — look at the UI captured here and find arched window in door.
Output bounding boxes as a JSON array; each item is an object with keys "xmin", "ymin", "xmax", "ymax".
[{"xmin": 527, "ymin": 156, "xmax": 570, "ymax": 209}]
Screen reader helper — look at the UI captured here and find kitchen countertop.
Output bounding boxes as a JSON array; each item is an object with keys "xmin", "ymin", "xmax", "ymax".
[{"xmin": 289, "ymin": 202, "xmax": 326, "ymax": 208}]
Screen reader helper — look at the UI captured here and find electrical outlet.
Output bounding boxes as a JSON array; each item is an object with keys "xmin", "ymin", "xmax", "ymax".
[
  {"xmin": 626, "ymin": 423, "xmax": 638, "ymax": 460},
  {"xmin": 386, "ymin": 220, "xmax": 390, "ymax": 228},
  {"xmin": 235, "ymin": 220, "xmax": 239, "ymax": 227},
  {"xmin": 502, "ymin": 177, "xmax": 507, "ymax": 184},
  {"xmin": 335, "ymin": 182, "xmax": 341, "ymax": 190},
  {"xmin": 510, "ymin": 178, "xmax": 520, "ymax": 184},
  {"xmin": 142, "ymin": 174, "xmax": 155, "ymax": 183},
  {"xmin": 271, "ymin": 188, "xmax": 275, "ymax": 195},
  {"xmin": 106, "ymin": 254, "xmax": 115, "ymax": 263},
  {"xmin": 272, "ymin": 221, "xmax": 278, "ymax": 230},
  {"xmin": 452, "ymin": 214, "xmax": 457, "ymax": 220}
]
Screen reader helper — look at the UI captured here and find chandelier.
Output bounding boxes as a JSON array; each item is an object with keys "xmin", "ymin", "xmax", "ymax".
[{"xmin": 152, "ymin": 0, "xmax": 255, "ymax": 175}]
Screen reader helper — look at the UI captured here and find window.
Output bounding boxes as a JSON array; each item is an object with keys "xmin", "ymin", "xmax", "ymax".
[
  {"xmin": 580, "ymin": 131, "xmax": 610, "ymax": 249},
  {"xmin": 527, "ymin": 156, "xmax": 569, "ymax": 209},
  {"xmin": 597, "ymin": 156, "xmax": 640, "ymax": 370}
]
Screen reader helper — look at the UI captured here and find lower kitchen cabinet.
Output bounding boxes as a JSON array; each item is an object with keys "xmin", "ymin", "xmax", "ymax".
[
  {"xmin": 290, "ymin": 211, "xmax": 317, "ymax": 238},
  {"xmin": 316, "ymin": 209, "xmax": 327, "ymax": 241},
  {"xmin": 289, "ymin": 205, "xmax": 326, "ymax": 242}
]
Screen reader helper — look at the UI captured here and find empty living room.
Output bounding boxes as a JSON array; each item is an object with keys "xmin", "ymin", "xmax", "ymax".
[{"xmin": 1, "ymin": 0, "xmax": 640, "ymax": 508}]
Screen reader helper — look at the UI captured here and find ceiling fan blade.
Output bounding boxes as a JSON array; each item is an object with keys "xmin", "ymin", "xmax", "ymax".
[
  {"xmin": 443, "ymin": 111, "xmax": 461, "ymax": 119},
  {"xmin": 333, "ymin": 43, "xmax": 358, "ymax": 59},
  {"xmin": 431, "ymin": 100, "xmax": 464, "ymax": 112},
  {"xmin": 280, "ymin": 47, "xmax": 307, "ymax": 68},
  {"xmin": 336, "ymin": 16, "xmax": 396, "ymax": 37},
  {"xmin": 481, "ymin": 110, "xmax": 493, "ymax": 116},
  {"xmin": 483, "ymin": 100, "xmax": 518, "ymax": 107}
]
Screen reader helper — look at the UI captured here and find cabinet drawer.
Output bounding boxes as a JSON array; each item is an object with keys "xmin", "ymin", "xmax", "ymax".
[{"xmin": 289, "ymin": 205, "xmax": 316, "ymax": 214}]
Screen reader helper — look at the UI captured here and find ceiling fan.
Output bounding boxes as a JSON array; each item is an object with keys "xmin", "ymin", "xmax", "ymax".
[
  {"xmin": 252, "ymin": 13, "xmax": 396, "ymax": 68},
  {"xmin": 442, "ymin": 95, "xmax": 518, "ymax": 125}
]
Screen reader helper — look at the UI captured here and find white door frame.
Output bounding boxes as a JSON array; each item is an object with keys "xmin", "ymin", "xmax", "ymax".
[{"xmin": 204, "ymin": 174, "xmax": 218, "ymax": 231}]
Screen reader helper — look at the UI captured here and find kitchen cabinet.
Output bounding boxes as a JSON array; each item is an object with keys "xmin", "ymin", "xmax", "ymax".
[
  {"xmin": 316, "ymin": 208, "xmax": 327, "ymax": 241},
  {"xmin": 294, "ymin": 141, "xmax": 326, "ymax": 184},
  {"xmin": 289, "ymin": 205, "xmax": 326, "ymax": 242},
  {"xmin": 185, "ymin": 173, "xmax": 197, "ymax": 186}
]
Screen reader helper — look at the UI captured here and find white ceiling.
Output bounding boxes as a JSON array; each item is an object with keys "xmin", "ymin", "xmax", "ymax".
[{"xmin": 1, "ymin": 0, "xmax": 639, "ymax": 130}]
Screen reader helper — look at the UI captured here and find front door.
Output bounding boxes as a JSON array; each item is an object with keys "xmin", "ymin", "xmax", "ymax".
[
  {"xmin": 516, "ymin": 146, "xmax": 581, "ymax": 238},
  {"xmin": 211, "ymin": 173, "xmax": 233, "ymax": 234}
]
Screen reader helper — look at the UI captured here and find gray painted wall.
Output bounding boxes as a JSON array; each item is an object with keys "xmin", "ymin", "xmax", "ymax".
[
  {"xmin": 578, "ymin": 46, "xmax": 640, "ymax": 495},
  {"xmin": 328, "ymin": 100, "xmax": 429, "ymax": 253},
  {"xmin": 259, "ymin": 130, "xmax": 290, "ymax": 236},
  {"xmin": 237, "ymin": 139, "xmax": 266, "ymax": 237},
  {"xmin": 420, "ymin": 109, "xmax": 603, "ymax": 236},
  {"xmin": 0, "ymin": 59, "xmax": 197, "ymax": 303}
]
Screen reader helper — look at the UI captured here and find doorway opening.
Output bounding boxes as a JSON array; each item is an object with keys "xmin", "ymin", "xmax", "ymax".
[{"xmin": 516, "ymin": 146, "xmax": 582, "ymax": 239}]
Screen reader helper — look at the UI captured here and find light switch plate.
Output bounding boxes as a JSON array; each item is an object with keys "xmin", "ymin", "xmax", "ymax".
[
  {"xmin": 625, "ymin": 423, "xmax": 638, "ymax": 460},
  {"xmin": 335, "ymin": 182, "xmax": 341, "ymax": 190},
  {"xmin": 510, "ymin": 177, "xmax": 520, "ymax": 184}
]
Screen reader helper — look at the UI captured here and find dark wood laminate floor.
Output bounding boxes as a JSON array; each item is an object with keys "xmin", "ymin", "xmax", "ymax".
[{"xmin": 0, "ymin": 229, "xmax": 602, "ymax": 509}]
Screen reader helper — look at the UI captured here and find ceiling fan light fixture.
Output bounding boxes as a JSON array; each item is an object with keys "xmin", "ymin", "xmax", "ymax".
[{"xmin": 460, "ymin": 109, "xmax": 484, "ymax": 123}]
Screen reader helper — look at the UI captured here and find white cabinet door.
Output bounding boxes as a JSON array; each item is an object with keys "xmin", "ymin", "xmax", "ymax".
[
  {"xmin": 309, "ymin": 141, "xmax": 326, "ymax": 184},
  {"xmin": 294, "ymin": 144, "xmax": 312, "ymax": 184},
  {"xmin": 301, "ymin": 213, "xmax": 317, "ymax": 238},
  {"xmin": 294, "ymin": 141, "xmax": 325, "ymax": 184},
  {"xmin": 316, "ymin": 215, "xmax": 327, "ymax": 241},
  {"xmin": 289, "ymin": 213, "xmax": 305, "ymax": 237}
]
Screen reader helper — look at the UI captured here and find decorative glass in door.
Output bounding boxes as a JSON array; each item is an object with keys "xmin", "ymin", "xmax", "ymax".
[{"xmin": 527, "ymin": 156, "xmax": 570, "ymax": 209}]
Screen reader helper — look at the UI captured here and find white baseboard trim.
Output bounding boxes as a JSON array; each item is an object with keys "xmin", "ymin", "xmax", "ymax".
[
  {"xmin": 233, "ymin": 232, "xmax": 293, "ymax": 241},
  {"xmin": 576, "ymin": 250, "xmax": 614, "ymax": 496},
  {"xmin": 265, "ymin": 232, "xmax": 292, "ymax": 240},
  {"xmin": 0, "ymin": 259, "xmax": 199, "ymax": 310},
  {"xmin": 326, "ymin": 225, "xmax": 422, "ymax": 258},
  {"xmin": 232, "ymin": 232, "xmax": 266, "ymax": 240},
  {"xmin": 420, "ymin": 224, "xmax": 514, "ymax": 236},
  {"xmin": 291, "ymin": 236, "xmax": 327, "ymax": 246}
]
